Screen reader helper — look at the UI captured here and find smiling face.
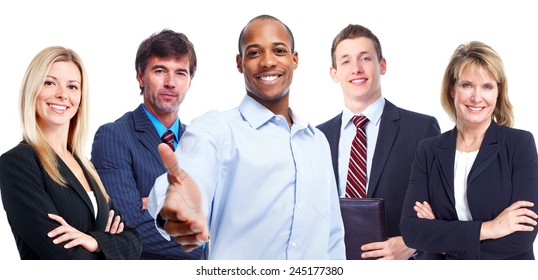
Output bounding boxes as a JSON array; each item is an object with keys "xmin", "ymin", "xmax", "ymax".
[
  {"xmin": 138, "ymin": 56, "xmax": 191, "ymax": 118},
  {"xmin": 330, "ymin": 37, "xmax": 386, "ymax": 112},
  {"xmin": 236, "ymin": 19, "xmax": 298, "ymax": 106},
  {"xmin": 453, "ymin": 65, "xmax": 498, "ymax": 129},
  {"xmin": 35, "ymin": 61, "xmax": 82, "ymax": 132}
]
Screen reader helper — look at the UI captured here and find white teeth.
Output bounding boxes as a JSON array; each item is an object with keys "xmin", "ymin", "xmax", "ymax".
[
  {"xmin": 351, "ymin": 79, "xmax": 366, "ymax": 83},
  {"xmin": 49, "ymin": 104, "xmax": 67, "ymax": 111},
  {"xmin": 468, "ymin": 106, "xmax": 483, "ymax": 111},
  {"xmin": 259, "ymin": 75, "xmax": 278, "ymax": 81}
]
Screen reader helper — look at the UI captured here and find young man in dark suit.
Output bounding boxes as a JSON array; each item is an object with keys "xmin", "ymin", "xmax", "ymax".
[
  {"xmin": 90, "ymin": 30, "xmax": 202, "ymax": 259},
  {"xmin": 317, "ymin": 24, "xmax": 441, "ymax": 259}
]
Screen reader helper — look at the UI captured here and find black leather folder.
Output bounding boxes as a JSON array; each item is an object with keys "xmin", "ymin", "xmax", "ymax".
[{"xmin": 339, "ymin": 198, "xmax": 388, "ymax": 260}]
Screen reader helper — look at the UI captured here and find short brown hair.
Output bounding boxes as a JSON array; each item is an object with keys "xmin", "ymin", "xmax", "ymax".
[{"xmin": 331, "ymin": 24, "xmax": 383, "ymax": 68}]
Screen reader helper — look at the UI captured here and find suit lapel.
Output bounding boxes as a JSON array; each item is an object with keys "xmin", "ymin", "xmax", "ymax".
[
  {"xmin": 78, "ymin": 160, "xmax": 109, "ymax": 228},
  {"xmin": 469, "ymin": 121, "xmax": 500, "ymax": 183},
  {"xmin": 433, "ymin": 128, "xmax": 457, "ymax": 205},
  {"xmin": 132, "ymin": 105, "xmax": 166, "ymax": 171},
  {"xmin": 58, "ymin": 155, "xmax": 96, "ymax": 219},
  {"xmin": 368, "ymin": 101, "xmax": 399, "ymax": 197}
]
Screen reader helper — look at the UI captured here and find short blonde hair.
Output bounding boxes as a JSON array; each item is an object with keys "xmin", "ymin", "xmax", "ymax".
[
  {"xmin": 440, "ymin": 41, "xmax": 513, "ymax": 127},
  {"xmin": 20, "ymin": 46, "xmax": 109, "ymax": 201}
]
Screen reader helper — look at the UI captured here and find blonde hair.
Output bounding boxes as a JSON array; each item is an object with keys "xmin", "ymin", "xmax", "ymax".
[
  {"xmin": 440, "ymin": 41, "xmax": 513, "ymax": 127},
  {"xmin": 20, "ymin": 46, "xmax": 109, "ymax": 202}
]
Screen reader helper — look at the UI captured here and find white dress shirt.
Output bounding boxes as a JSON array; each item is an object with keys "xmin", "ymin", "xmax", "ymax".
[{"xmin": 337, "ymin": 96, "xmax": 385, "ymax": 196}]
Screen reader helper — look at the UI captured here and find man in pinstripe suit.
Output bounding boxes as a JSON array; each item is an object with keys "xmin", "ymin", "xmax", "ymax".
[{"xmin": 91, "ymin": 29, "xmax": 202, "ymax": 259}]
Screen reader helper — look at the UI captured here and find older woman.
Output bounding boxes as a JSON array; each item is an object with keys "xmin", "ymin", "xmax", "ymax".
[
  {"xmin": 400, "ymin": 41, "xmax": 538, "ymax": 259},
  {"xmin": 0, "ymin": 46, "xmax": 141, "ymax": 259}
]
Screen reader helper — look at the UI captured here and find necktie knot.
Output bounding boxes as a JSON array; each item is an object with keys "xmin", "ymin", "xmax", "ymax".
[
  {"xmin": 352, "ymin": 115, "xmax": 369, "ymax": 130},
  {"xmin": 161, "ymin": 130, "xmax": 175, "ymax": 151}
]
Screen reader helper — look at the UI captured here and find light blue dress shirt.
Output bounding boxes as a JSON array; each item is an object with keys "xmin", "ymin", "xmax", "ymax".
[
  {"xmin": 148, "ymin": 95, "xmax": 345, "ymax": 259},
  {"xmin": 338, "ymin": 96, "xmax": 385, "ymax": 196}
]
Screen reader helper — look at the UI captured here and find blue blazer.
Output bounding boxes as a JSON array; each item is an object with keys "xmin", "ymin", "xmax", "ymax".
[
  {"xmin": 91, "ymin": 104, "xmax": 201, "ymax": 259},
  {"xmin": 0, "ymin": 143, "xmax": 141, "ymax": 259},
  {"xmin": 317, "ymin": 100, "xmax": 440, "ymax": 237},
  {"xmin": 400, "ymin": 121, "xmax": 538, "ymax": 259}
]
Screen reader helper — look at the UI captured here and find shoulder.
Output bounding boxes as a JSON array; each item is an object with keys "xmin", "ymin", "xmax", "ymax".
[
  {"xmin": 95, "ymin": 110, "xmax": 138, "ymax": 136},
  {"xmin": 0, "ymin": 142, "xmax": 41, "ymax": 178},
  {"xmin": 1, "ymin": 142, "xmax": 36, "ymax": 161},
  {"xmin": 497, "ymin": 125, "xmax": 536, "ymax": 146},
  {"xmin": 384, "ymin": 100, "xmax": 437, "ymax": 122},
  {"xmin": 396, "ymin": 107, "xmax": 437, "ymax": 124},
  {"xmin": 317, "ymin": 114, "xmax": 341, "ymax": 132}
]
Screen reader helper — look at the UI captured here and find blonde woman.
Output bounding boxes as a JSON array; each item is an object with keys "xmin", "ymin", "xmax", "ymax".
[
  {"xmin": 400, "ymin": 41, "xmax": 538, "ymax": 259},
  {"xmin": 0, "ymin": 46, "xmax": 141, "ymax": 259}
]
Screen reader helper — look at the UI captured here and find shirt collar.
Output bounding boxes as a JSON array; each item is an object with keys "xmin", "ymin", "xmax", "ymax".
[
  {"xmin": 142, "ymin": 105, "xmax": 180, "ymax": 139},
  {"xmin": 239, "ymin": 95, "xmax": 315, "ymax": 136},
  {"xmin": 342, "ymin": 96, "xmax": 385, "ymax": 128}
]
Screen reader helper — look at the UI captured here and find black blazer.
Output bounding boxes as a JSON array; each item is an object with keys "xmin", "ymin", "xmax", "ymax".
[
  {"xmin": 91, "ymin": 104, "xmax": 201, "ymax": 259},
  {"xmin": 0, "ymin": 142, "xmax": 141, "ymax": 259},
  {"xmin": 317, "ymin": 100, "xmax": 440, "ymax": 237},
  {"xmin": 400, "ymin": 121, "xmax": 538, "ymax": 259}
]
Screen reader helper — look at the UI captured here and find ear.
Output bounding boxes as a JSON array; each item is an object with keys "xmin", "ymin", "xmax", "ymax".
[
  {"xmin": 136, "ymin": 72, "xmax": 144, "ymax": 88},
  {"xmin": 292, "ymin": 51, "xmax": 299, "ymax": 70},
  {"xmin": 330, "ymin": 67, "xmax": 339, "ymax": 83},
  {"xmin": 380, "ymin": 57, "xmax": 387, "ymax": 75},
  {"xmin": 236, "ymin": 54, "xmax": 243, "ymax": 73}
]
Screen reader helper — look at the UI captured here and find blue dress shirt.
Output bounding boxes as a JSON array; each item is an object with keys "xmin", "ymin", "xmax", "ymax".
[
  {"xmin": 149, "ymin": 95, "xmax": 345, "ymax": 259},
  {"xmin": 143, "ymin": 105, "xmax": 180, "ymax": 149}
]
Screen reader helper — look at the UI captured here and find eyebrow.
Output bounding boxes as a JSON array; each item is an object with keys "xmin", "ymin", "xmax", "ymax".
[
  {"xmin": 337, "ymin": 51, "xmax": 370, "ymax": 60},
  {"xmin": 151, "ymin": 64, "xmax": 188, "ymax": 73},
  {"xmin": 245, "ymin": 41, "xmax": 289, "ymax": 50},
  {"xmin": 45, "ymin": 75, "xmax": 81, "ymax": 84}
]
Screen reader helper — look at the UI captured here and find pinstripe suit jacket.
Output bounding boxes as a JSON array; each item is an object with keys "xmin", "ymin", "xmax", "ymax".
[
  {"xmin": 91, "ymin": 104, "xmax": 202, "ymax": 259},
  {"xmin": 0, "ymin": 142, "xmax": 141, "ymax": 259}
]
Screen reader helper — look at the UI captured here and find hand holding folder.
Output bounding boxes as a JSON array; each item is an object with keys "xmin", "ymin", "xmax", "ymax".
[{"xmin": 339, "ymin": 198, "xmax": 388, "ymax": 260}]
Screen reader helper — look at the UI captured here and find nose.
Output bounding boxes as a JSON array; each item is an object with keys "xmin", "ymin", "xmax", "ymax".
[
  {"xmin": 56, "ymin": 87, "xmax": 67, "ymax": 100},
  {"xmin": 259, "ymin": 52, "xmax": 277, "ymax": 68},
  {"xmin": 351, "ymin": 60, "xmax": 363, "ymax": 74},
  {"xmin": 470, "ymin": 88, "xmax": 482, "ymax": 102},
  {"xmin": 164, "ymin": 73, "xmax": 176, "ymax": 88}
]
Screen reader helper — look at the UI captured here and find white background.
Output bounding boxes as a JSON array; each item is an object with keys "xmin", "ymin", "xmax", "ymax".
[{"xmin": 0, "ymin": 0, "xmax": 536, "ymax": 270}]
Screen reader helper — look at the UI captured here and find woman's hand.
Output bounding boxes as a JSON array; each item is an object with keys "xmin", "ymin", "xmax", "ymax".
[
  {"xmin": 480, "ymin": 201, "xmax": 537, "ymax": 240},
  {"xmin": 414, "ymin": 201, "xmax": 436, "ymax": 219},
  {"xmin": 47, "ymin": 213, "xmax": 99, "ymax": 252},
  {"xmin": 105, "ymin": 210, "xmax": 124, "ymax": 234}
]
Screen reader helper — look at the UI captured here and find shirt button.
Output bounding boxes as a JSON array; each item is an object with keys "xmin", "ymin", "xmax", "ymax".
[
  {"xmin": 291, "ymin": 241, "xmax": 297, "ymax": 248},
  {"xmin": 297, "ymin": 203, "xmax": 303, "ymax": 209}
]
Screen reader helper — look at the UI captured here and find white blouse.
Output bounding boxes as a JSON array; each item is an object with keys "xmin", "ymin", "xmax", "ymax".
[
  {"xmin": 453, "ymin": 150, "xmax": 479, "ymax": 221},
  {"xmin": 87, "ymin": 191, "xmax": 98, "ymax": 219}
]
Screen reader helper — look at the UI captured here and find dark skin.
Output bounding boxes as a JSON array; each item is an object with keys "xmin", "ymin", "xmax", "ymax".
[
  {"xmin": 158, "ymin": 18, "xmax": 299, "ymax": 251},
  {"xmin": 236, "ymin": 18, "xmax": 298, "ymax": 127}
]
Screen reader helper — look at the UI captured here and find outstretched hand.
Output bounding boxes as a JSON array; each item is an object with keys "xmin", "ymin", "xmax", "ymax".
[{"xmin": 158, "ymin": 143, "xmax": 209, "ymax": 252}]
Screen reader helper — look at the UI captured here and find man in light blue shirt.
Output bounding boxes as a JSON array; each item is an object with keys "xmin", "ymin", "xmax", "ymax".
[{"xmin": 148, "ymin": 15, "xmax": 345, "ymax": 259}]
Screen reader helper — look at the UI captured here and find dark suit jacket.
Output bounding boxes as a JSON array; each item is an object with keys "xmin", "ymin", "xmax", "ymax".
[
  {"xmin": 91, "ymin": 104, "xmax": 201, "ymax": 259},
  {"xmin": 400, "ymin": 121, "xmax": 538, "ymax": 259},
  {"xmin": 317, "ymin": 100, "xmax": 440, "ymax": 237},
  {"xmin": 0, "ymin": 142, "xmax": 141, "ymax": 259}
]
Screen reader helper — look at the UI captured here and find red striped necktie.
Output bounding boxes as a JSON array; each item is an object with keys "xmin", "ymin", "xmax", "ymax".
[
  {"xmin": 161, "ymin": 130, "xmax": 175, "ymax": 151},
  {"xmin": 345, "ymin": 115, "xmax": 369, "ymax": 198}
]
